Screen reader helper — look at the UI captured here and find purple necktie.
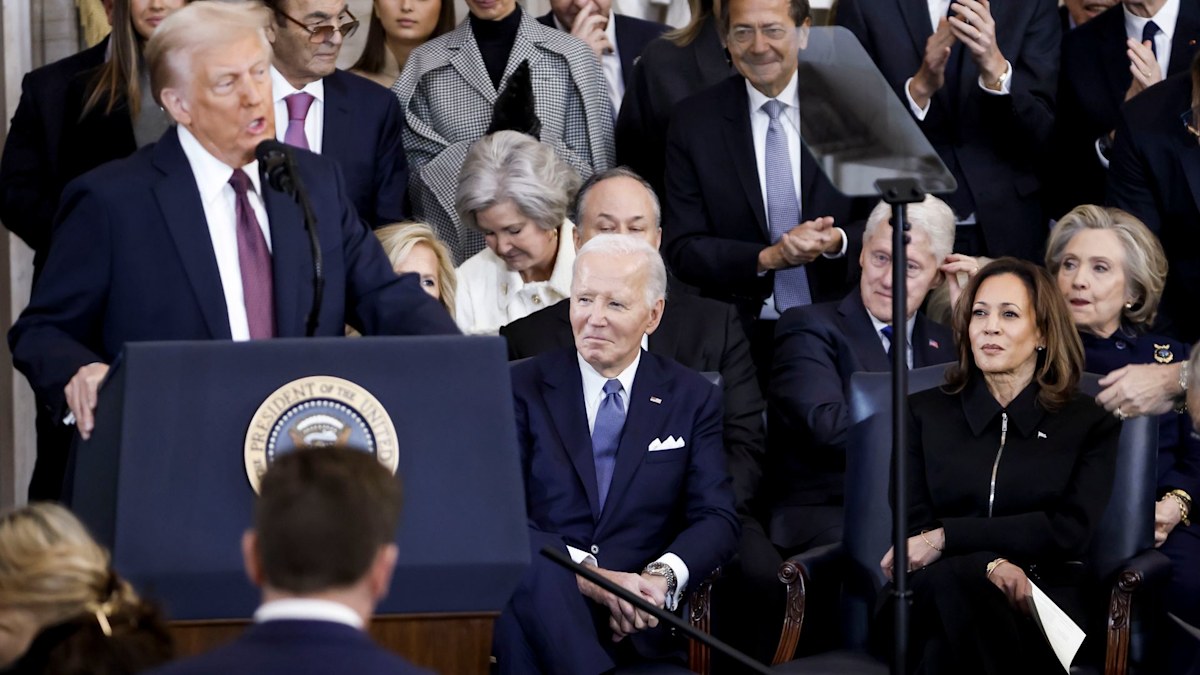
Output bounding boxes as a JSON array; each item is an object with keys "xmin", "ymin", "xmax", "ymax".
[
  {"xmin": 283, "ymin": 92, "xmax": 315, "ymax": 150},
  {"xmin": 592, "ymin": 379, "xmax": 625, "ymax": 511},
  {"xmin": 229, "ymin": 169, "xmax": 275, "ymax": 339}
]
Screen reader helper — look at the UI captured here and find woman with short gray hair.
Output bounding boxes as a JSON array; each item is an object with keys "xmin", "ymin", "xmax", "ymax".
[{"xmin": 453, "ymin": 131, "xmax": 582, "ymax": 334}]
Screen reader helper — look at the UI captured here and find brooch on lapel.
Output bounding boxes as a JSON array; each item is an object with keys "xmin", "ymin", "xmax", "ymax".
[{"xmin": 1154, "ymin": 344, "xmax": 1175, "ymax": 364}]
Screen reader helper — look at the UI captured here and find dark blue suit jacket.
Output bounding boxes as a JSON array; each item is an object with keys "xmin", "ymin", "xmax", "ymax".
[
  {"xmin": 0, "ymin": 39, "xmax": 107, "ymax": 256},
  {"xmin": 145, "ymin": 620, "xmax": 430, "ymax": 675},
  {"xmin": 322, "ymin": 69, "xmax": 410, "ymax": 227},
  {"xmin": 662, "ymin": 74, "xmax": 861, "ymax": 324},
  {"xmin": 501, "ymin": 348, "xmax": 738, "ymax": 669},
  {"xmin": 513, "ymin": 348, "xmax": 740, "ymax": 579},
  {"xmin": 767, "ymin": 291, "xmax": 953, "ymax": 509},
  {"xmin": 535, "ymin": 12, "xmax": 669, "ymax": 92},
  {"xmin": 7, "ymin": 127, "xmax": 459, "ymax": 418},
  {"xmin": 1107, "ymin": 71, "xmax": 1200, "ymax": 342},
  {"xmin": 837, "ymin": 0, "xmax": 1060, "ymax": 260},
  {"xmin": 1050, "ymin": 1, "xmax": 1200, "ymax": 217}
]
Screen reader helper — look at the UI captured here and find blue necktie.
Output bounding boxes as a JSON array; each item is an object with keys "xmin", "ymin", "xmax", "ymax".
[
  {"xmin": 592, "ymin": 379, "xmax": 625, "ymax": 511},
  {"xmin": 881, "ymin": 325, "xmax": 908, "ymax": 370},
  {"xmin": 1143, "ymin": 21, "xmax": 1160, "ymax": 60},
  {"xmin": 763, "ymin": 99, "xmax": 812, "ymax": 312}
]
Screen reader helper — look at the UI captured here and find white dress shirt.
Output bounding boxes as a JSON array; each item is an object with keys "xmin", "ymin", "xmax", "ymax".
[
  {"xmin": 176, "ymin": 126, "xmax": 273, "ymax": 342},
  {"xmin": 1125, "ymin": 0, "xmax": 1179, "ymax": 78},
  {"xmin": 454, "ymin": 220, "xmax": 578, "ymax": 335},
  {"xmin": 566, "ymin": 349, "xmax": 691, "ymax": 611},
  {"xmin": 553, "ymin": 14, "xmax": 626, "ymax": 113},
  {"xmin": 1095, "ymin": 0, "xmax": 1180, "ymax": 168},
  {"xmin": 867, "ymin": 310, "xmax": 918, "ymax": 370},
  {"xmin": 903, "ymin": 0, "xmax": 1013, "ymax": 121},
  {"xmin": 254, "ymin": 598, "xmax": 364, "ymax": 629},
  {"xmin": 272, "ymin": 67, "xmax": 326, "ymax": 153},
  {"xmin": 746, "ymin": 72, "xmax": 847, "ymax": 319}
]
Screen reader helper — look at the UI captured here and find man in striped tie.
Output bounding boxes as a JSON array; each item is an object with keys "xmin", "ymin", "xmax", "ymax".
[{"xmin": 496, "ymin": 235, "xmax": 740, "ymax": 674}]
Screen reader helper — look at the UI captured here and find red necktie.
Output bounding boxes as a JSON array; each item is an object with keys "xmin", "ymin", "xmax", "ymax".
[{"xmin": 228, "ymin": 169, "xmax": 275, "ymax": 339}]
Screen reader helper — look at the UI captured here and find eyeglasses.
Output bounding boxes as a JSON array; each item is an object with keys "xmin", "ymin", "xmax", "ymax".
[
  {"xmin": 728, "ymin": 25, "xmax": 790, "ymax": 44},
  {"xmin": 277, "ymin": 7, "xmax": 359, "ymax": 43}
]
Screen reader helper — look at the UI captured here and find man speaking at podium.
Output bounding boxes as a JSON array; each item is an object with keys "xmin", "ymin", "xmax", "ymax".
[{"xmin": 7, "ymin": 1, "xmax": 459, "ymax": 498}]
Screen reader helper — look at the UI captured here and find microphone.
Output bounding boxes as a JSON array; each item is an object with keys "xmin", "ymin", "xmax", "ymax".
[
  {"xmin": 254, "ymin": 139, "xmax": 324, "ymax": 337},
  {"xmin": 255, "ymin": 140, "xmax": 297, "ymax": 195}
]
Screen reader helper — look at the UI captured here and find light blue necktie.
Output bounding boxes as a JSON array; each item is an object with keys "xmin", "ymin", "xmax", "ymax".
[
  {"xmin": 764, "ymin": 99, "xmax": 812, "ymax": 312},
  {"xmin": 591, "ymin": 379, "xmax": 625, "ymax": 511}
]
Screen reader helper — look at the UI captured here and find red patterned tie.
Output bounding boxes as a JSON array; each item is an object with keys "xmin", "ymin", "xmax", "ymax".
[{"xmin": 229, "ymin": 169, "xmax": 275, "ymax": 339}]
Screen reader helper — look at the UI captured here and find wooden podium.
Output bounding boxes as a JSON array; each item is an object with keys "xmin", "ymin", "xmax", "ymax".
[{"xmin": 170, "ymin": 613, "xmax": 497, "ymax": 674}]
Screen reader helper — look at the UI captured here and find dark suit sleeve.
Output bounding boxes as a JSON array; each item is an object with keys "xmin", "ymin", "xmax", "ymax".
[
  {"xmin": 370, "ymin": 96, "xmax": 410, "ymax": 225},
  {"xmin": 717, "ymin": 303, "xmax": 766, "ymax": 512},
  {"xmin": 615, "ymin": 56, "xmax": 664, "ymax": 194},
  {"xmin": 940, "ymin": 410, "xmax": 1120, "ymax": 559},
  {"xmin": 0, "ymin": 71, "xmax": 58, "ymax": 251},
  {"xmin": 1106, "ymin": 106, "xmax": 1162, "ymax": 234},
  {"xmin": 977, "ymin": 0, "xmax": 1059, "ymax": 154},
  {"xmin": 8, "ymin": 179, "xmax": 113, "ymax": 415},
  {"xmin": 663, "ymin": 113, "xmax": 765, "ymax": 294},
  {"xmin": 770, "ymin": 309, "xmax": 850, "ymax": 452},
  {"xmin": 665, "ymin": 381, "xmax": 741, "ymax": 582},
  {"xmin": 336, "ymin": 164, "xmax": 461, "ymax": 336}
]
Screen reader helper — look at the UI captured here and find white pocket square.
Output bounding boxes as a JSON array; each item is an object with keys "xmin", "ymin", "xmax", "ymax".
[{"xmin": 648, "ymin": 436, "xmax": 686, "ymax": 451}]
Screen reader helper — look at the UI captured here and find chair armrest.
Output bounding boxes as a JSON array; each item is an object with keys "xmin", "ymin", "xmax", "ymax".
[
  {"xmin": 772, "ymin": 543, "xmax": 844, "ymax": 665},
  {"xmin": 688, "ymin": 567, "xmax": 721, "ymax": 674},
  {"xmin": 1105, "ymin": 549, "xmax": 1171, "ymax": 675}
]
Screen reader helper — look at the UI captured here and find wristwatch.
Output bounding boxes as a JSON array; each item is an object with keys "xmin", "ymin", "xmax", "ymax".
[{"xmin": 642, "ymin": 561, "xmax": 678, "ymax": 607}]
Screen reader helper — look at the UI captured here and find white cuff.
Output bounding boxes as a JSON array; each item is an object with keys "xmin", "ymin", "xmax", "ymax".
[
  {"xmin": 821, "ymin": 226, "xmax": 849, "ymax": 259},
  {"xmin": 655, "ymin": 552, "xmax": 690, "ymax": 611},
  {"xmin": 904, "ymin": 77, "xmax": 931, "ymax": 121},
  {"xmin": 568, "ymin": 545, "xmax": 598, "ymax": 568},
  {"xmin": 977, "ymin": 60, "xmax": 1012, "ymax": 95}
]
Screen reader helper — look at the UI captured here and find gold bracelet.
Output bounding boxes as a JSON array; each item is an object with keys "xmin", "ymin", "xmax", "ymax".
[
  {"xmin": 1166, "ymin": 489, "xmax": 1192, "ymax": 526},
  {"xmin": 986, "ymin": 558, "xmax": 1008, "ymax": 578},
  {"xmin": 920, "ymin": 529, "xmax": 943, "ymax": 552}
]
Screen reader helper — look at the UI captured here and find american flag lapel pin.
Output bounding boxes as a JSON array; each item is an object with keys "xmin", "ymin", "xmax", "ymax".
[
  {"xmin": 650, "ymin": 396, "xmax": 663, "ymax": 405},
  {"xmin": 928, "ymin": 339, "xmax": 940, "ymax": 349}
]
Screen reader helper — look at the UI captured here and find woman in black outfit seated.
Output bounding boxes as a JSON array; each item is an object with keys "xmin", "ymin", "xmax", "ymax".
[
  {"xmin": 878, "ymin": 258, "xmax": 1121, "ymax": 675},
  {"xmin": 1046, "ymin": 205, "xmax": 1199, "ymax": 674}
]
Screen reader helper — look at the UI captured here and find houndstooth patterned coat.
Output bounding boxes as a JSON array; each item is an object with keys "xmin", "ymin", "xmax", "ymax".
[{"xmin": 393, "ymin": 8, "xmax": 615, "ymax": 264}]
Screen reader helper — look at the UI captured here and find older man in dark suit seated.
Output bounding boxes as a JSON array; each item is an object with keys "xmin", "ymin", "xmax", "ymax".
[
  {"xmin": 146, "ymin": 447, "xmax": 429, "ymax": 675},
  {"xmin": 765, "ymin": 195, "xmax": 959, "ymax": 554},
  {"xmin": 502, "ymin": 166, "xmax": 781, "ymax": 663},
  {"xmin": 7, "ymin": 1, "xmax": 458, "ymax": 499},
  {"xmin": 495, "ymin": 234, "xmax": 740, "ymax": 674}
]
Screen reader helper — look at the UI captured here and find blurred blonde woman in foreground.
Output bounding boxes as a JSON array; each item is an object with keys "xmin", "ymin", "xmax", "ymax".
[{"xmin": 0, "ymin": 503, "xmax": 172, "ymax": 674}]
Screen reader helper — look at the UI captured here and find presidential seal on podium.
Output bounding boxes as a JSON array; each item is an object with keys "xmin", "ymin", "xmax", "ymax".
[{"xmin": 244, "ymin": 375, "xmax": 399, "ymax": 493}]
